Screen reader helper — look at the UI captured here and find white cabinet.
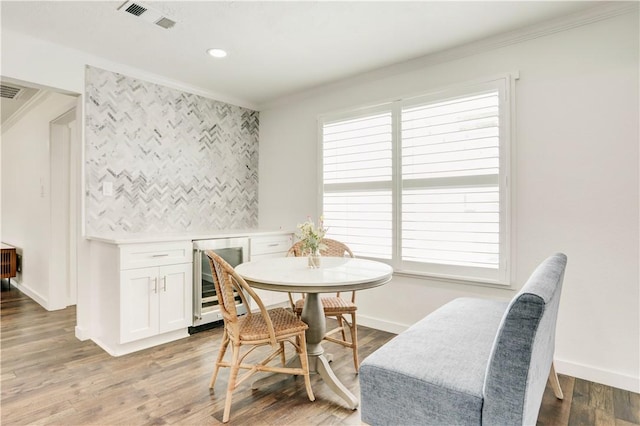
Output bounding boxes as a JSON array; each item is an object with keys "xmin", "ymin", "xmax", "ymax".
[
  {"xmin": 87, "ymin": 231, "xmax": 294, "ymax": 357},
  {"xmin": 119, "ymin": 242, "xmax": 193, "ymax": 344},
  {"xmin": 120, "ymin": 262, "xmax": 192, "ymax": 344},
  {"xmin": 249, "ymin": 234, "xmax": 293, "ymax": 308},
  {"xmin": 90, "ymin": 240, "xmax": 192, "ymax": 355}
]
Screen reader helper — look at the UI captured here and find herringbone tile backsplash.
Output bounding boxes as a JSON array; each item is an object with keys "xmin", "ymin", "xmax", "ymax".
[{"xmin": 84, "ymin": 66, "xmax": 259, "ymax": 235}]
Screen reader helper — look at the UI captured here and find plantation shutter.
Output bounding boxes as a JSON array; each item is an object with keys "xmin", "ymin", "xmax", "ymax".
[
  {"xmin": 400, "ymin": 91, "xmax": 501, "ymax": 269},
  {"xmin": 322, "ymin": 111, "xmax": 393, "ymax": 259}
]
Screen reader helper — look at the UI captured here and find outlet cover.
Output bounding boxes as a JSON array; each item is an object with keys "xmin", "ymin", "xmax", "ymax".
[{"xmin": 102, "ymin": 181, "xmax": 113, "ymax": 196}]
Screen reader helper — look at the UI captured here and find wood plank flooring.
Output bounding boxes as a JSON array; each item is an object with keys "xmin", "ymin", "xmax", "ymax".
[{"xmin": 2, "ymin": 284, "xmax": 638, "ymax": 425}]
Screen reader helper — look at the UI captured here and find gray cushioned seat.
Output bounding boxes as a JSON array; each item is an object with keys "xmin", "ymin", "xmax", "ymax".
[{"xmin": 360, "ymin": 298, "xmax": 509, "ymax": 425}]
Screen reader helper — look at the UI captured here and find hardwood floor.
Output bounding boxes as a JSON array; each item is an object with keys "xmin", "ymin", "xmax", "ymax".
[{"xmin": 2, "ymin": 284, "xmax": 638, "ymax": 425}]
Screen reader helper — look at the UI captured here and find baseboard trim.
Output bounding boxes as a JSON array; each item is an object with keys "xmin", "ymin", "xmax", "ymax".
[
  {"xmin": 551, "ymin": 359, "xmax": 638, "ymax": 393},
  {"xmin": 75, "ymin": 326, "xmax": 91, "ymax": 341},
  {"xmin": 12, "ymin": 281, "xmax": 49, "ymax": 311},
  {"xmin": 357, "ymin": 314, "xmax": 408, "ymax": 335},
  {"xmin": 92, "ymin": 329, "xmax": 190, "ymax": 357}
]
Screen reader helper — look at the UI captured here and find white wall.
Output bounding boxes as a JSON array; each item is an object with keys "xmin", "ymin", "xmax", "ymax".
[
  {"xmin": 1, "ymin": 92, "xmax": 78, "ymax": 309},
  {"xmin": 259, "ymin": 10, "xmax": 640, "ymax": 392}
]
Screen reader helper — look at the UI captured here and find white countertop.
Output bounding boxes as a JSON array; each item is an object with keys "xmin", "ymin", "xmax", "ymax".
[{"xmin": 86, "ymin": 229, "xmax": 294, "ymax": 245}]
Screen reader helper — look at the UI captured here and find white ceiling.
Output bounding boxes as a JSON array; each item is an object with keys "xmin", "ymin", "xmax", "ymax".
[{"xmin": 1, "ymin": 1, "xmax": 605, "ymax": 108}]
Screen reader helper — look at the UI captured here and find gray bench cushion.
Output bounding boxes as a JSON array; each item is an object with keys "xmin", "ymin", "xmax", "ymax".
[{"xmin": 360, "ymin": 297, "xmax": 509, "ymax": 426}]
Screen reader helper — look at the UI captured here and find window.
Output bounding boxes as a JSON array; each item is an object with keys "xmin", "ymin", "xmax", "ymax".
[
  {"xmin": 320, "ymin": 77, "xmax": 513, "ymax": 285},
  {"xmin": 322, "ymin": 110, "xmax": 393, "ymax": 259}
]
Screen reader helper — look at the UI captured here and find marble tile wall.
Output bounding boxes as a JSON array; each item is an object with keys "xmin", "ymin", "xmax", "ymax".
[{"xmin": 84, "ymin": 66, "xmax": 259, "ymax": 235}]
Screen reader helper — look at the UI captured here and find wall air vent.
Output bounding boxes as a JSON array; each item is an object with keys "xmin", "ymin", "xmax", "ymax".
[
  {"xmin": 117, "ymin": 1, "xmax": 176, "ymax": 30},
  {"xmin": 0, "ymin": 85, "xmax": 22, "ymax": 100}
]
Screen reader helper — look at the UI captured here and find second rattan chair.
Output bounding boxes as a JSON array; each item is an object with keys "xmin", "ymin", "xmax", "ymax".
[
  {"xmin": 286, "ymin": 238, "xmax": 360, "ymax": 372},
  {"xmin": 205, "ymin": 250, "xmax": 315, "ymax": 423}
]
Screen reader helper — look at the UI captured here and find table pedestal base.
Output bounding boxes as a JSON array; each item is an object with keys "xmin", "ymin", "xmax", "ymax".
[
  {"xmin": 251, "ymin": 353, "xmax": 358, "ymax": 410},
  {"xmin": 313, "ymin": 353, "xmax": 358, "ymax": 409},
  {"xmin": 251, "ymin": 293, "xmax": 358, "ymax": 410}
]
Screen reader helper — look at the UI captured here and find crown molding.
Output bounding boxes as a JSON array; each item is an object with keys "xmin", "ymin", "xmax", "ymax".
[
  {"xmin": 84, "ymin": 60, "xmax": 260, "ymax": 112},
  {"xmin": 259, "ymin": 1, "xmax": 638, "ymax": 111}
]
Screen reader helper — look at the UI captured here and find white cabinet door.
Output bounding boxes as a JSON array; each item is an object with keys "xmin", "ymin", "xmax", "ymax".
[
  {"xmin": 120, "ymin": 267, "xmax": 159, "ymax": 343},
  {"xmin": 120, "ymin": 263, "xmax": 192, "ymax": 343},
  {"xmin": 158, "ymin": 263, "xmax": 193, "ymax": 334}
]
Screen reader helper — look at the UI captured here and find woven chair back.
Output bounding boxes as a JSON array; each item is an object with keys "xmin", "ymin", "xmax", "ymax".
[
  {"xmin": 206, "ymin": 250, "xmax": 243, "ymax": 322},
  {"xmin": 205, "ymin": 250, "xmax": 278, "ymax": 346},
  {"xmin": 287, "ymin": 239, "xmax": 355, "ymax": 301},
  {"xmin": 206, "ymin": 250, "xmax": 259, "ymax": 333},
  {"xmin": 287, "ymin": 238, "xmax": 354, "ymax": 258}
]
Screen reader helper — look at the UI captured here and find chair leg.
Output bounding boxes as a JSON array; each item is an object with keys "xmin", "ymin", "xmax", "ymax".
[
  {"xmin": 349, "ymin": 312, "xmax": 359, "ymax": 372},
  {"xmin": 222, "ymin": 343, "xmax": 241, "ymax": 423},
  {"xmin": 210, "ymin": 331, "xmax": 230, "ymax": 389},
  {"xmin": 298, "ymin": 332, "xmax": 315, "ymax": 402},
  {"xmin": 280, "ymin": 341, "xmax": 286, "ymax": 366},
  {"xmin": 337, "ymin": 315, "xmax": 347, "ymax": 341},
  {"xmin": 548, "ymin": 362, "xmax": 564, "ymax": 400}
]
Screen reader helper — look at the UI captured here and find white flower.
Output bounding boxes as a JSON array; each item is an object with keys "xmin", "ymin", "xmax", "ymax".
[{"xmin": 296, "ymin": 216, "xmax": 328, "ymax": 254}]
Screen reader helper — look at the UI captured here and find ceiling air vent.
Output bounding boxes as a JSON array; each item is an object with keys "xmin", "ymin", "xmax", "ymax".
[
  {"xmin": 118, "ymin": 1, "xmax": 176, "ymax": 30},
  {"xmin": 154, "ymin": 17, "xmax": 176, "ymax": 30},
  {"xmin": 124, "ymin": 3, "xmax": 147, "ymax": 17},
  {"xmin": 0, "ymin": 84, "xmax": 22, "ymax": 100}
]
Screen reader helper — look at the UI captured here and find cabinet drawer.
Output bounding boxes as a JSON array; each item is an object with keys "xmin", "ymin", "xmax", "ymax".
[
  {"xmin": 250, "ymin": 234, "xmax": 293, "ymax": 257},
  {"xmin": 120, "ymin": 241, "xmax": 192, "ymax": 270}
]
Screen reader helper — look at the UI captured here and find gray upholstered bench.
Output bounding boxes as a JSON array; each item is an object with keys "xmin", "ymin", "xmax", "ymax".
[{"xmin": 360, "ymin": 253, "xmax": 567, "ymax": 426}]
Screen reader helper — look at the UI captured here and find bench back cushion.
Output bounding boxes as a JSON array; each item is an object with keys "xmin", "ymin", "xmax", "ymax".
[{"xmin": 482, "ymin": 253, "xmax": 567, "ymax": 425}]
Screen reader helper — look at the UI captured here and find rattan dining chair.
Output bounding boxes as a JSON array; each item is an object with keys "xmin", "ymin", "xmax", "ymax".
[
  {"xmin": 286, "ymin": 238, "xmax": 360, "ymax": 372},
  {"xmin": 205, "ymin": 250, "xmax": 315, "ymax": 423}
]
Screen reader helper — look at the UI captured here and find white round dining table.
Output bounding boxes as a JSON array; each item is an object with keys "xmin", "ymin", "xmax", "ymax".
[{"xmin": 235, "ymin": 256, "xmax": 393, "ymax": 410}]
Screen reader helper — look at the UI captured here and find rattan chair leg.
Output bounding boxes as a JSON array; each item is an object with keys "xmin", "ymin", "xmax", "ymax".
[
  {"xmin": 298, "ymin": 332, "xmax": 315, "ymax": 402},
  {"xmin": 280, "ymin": 342, "xmax": 286, "ymax": 366},
  {"xmin": 337, "ymin": 315, "xmax": 348, "ymax": 341},
  {"xmin": 210, "ymin": 331, "xmax": 230, "ymax": 389},
  {"xmin": 350, "ymin": 312, "xmax": 359, "ymax": 372},
  {"xmin": 222, "ymin": 343, "xmax": 241, "ymax": 423}
]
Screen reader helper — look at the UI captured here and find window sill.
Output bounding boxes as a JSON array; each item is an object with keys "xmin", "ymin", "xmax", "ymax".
[{"xmin": 393, "ymin": 269, "xmax": 515, "ymax": 290}]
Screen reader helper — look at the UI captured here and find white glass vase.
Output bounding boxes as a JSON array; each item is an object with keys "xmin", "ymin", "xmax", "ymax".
[{"xmin": 308, "ymin": 249, "xmax": 321, "ymax": 268}]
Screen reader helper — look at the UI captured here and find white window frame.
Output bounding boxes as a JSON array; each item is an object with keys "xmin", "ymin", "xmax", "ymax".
[{"xmin": 318, "ymin": 74, "xmax": 517, "ymax": 286}]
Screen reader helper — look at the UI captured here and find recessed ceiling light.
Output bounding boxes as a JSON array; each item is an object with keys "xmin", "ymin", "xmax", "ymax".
[{"xmin": 207, "ymin": 48, "xmax": 227, "ymax": 58}]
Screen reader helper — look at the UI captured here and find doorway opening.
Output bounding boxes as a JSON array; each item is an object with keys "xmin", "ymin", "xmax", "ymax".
[
  {"xmin": 0, "ymin": 77, "xmax": 81, "ymax": 311},
  {"xmin": 50, "ymin": 108, "xmax": 79, "ymax": 307}
]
